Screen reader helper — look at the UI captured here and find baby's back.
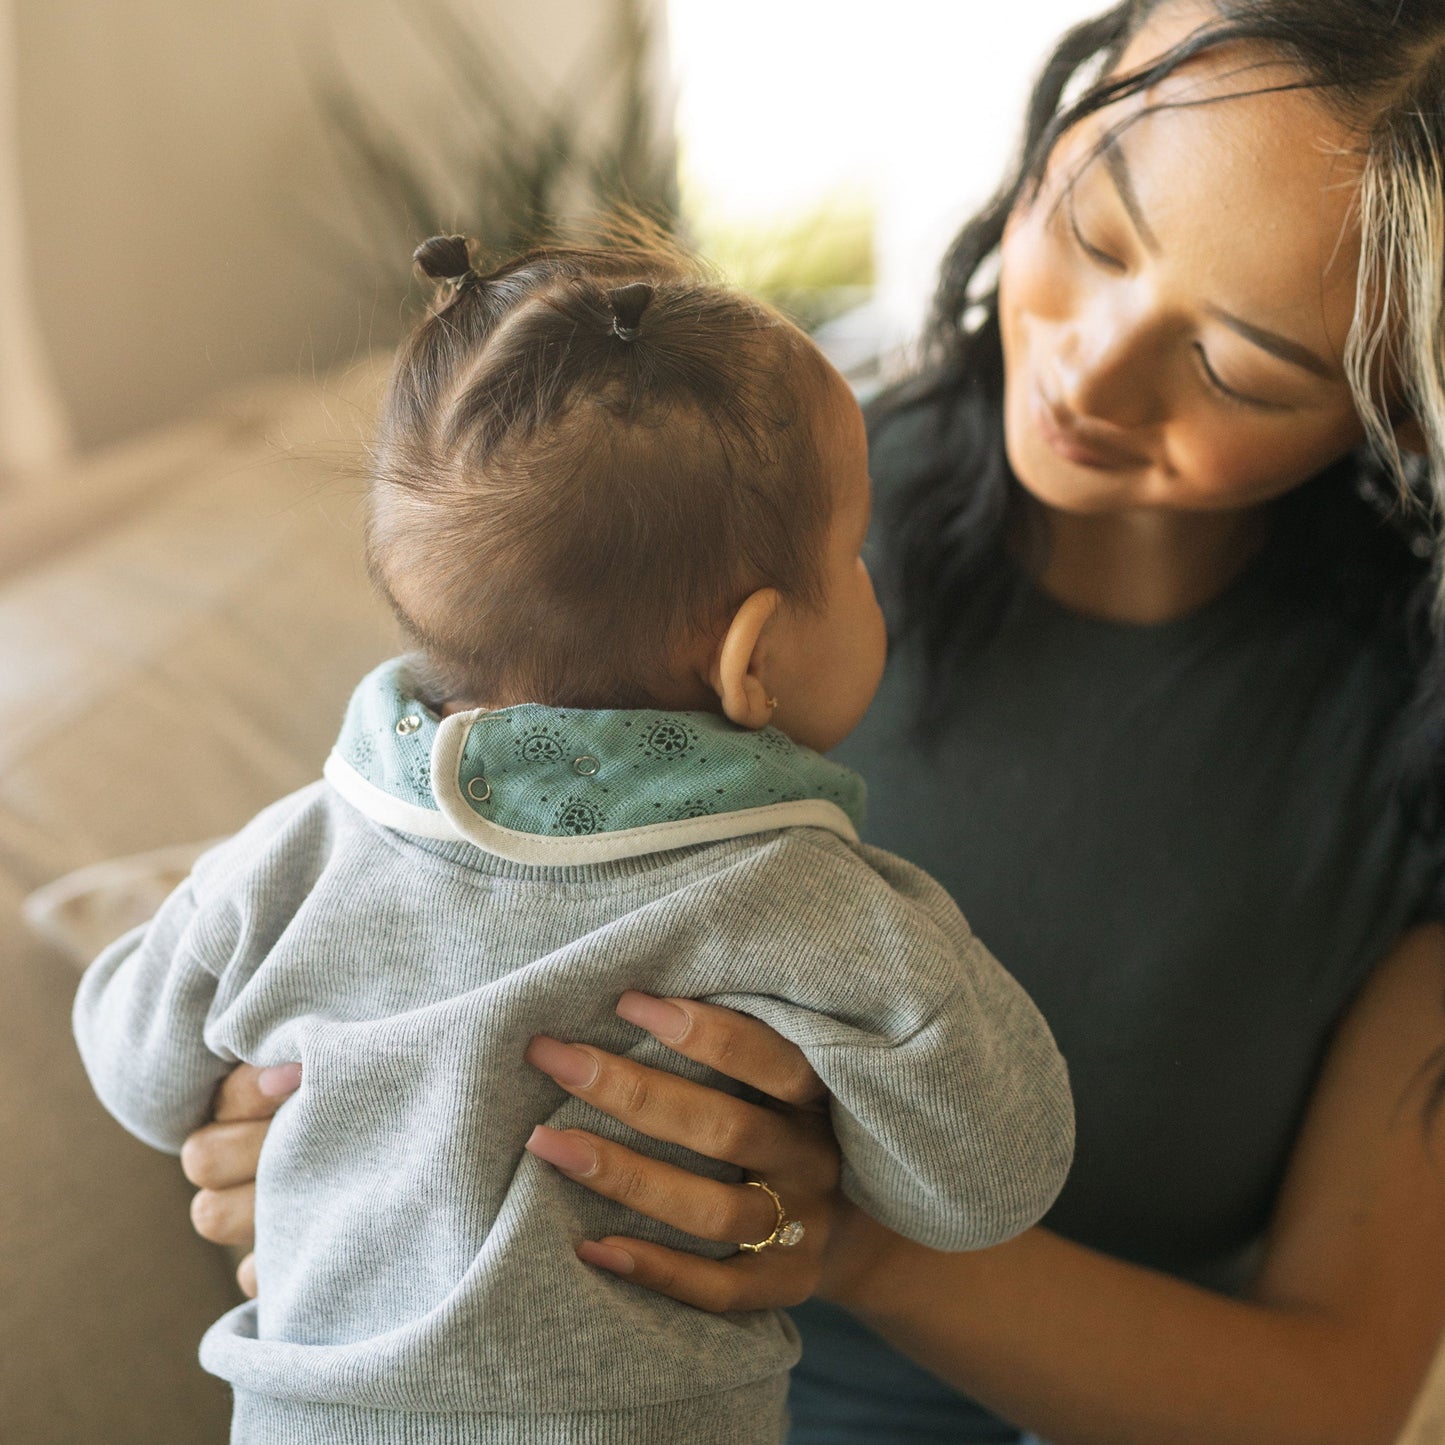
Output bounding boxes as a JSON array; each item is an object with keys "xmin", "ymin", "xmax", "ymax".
[
  {"xmin": 76, "ymin": 776, "xmax": 1071, "ymax": 1443},
  {"xmin": 190, "ymin": 783, "xmax": 809, "ymax": 1440}
]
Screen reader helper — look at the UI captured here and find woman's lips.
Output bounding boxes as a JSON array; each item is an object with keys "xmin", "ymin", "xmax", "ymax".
[{"xmin": 1031, "ymin": 386, "xmax": 1148, "ymax": 471}]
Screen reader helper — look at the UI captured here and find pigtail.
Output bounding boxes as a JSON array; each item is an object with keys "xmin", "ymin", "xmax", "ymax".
[
  {"xmin": 605, "ymin": 281, "xmax": 654, "ymax": 341},
  {"xmin": 381, "ymin": 235, "xmax": 498, "ymax": 439},
  {"xmin": 413, "ymin": 234, "xmax": 480, "ymax": 301}
]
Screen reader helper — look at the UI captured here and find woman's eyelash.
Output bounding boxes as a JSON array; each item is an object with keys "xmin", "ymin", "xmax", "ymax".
[
  {"xmin": 1191, "ymin": 345, "xmax": 1280, "ymax": 411},
  {"xmin": 1066, "ymin": 192, "xmax": 1125, "ymax": 271}
]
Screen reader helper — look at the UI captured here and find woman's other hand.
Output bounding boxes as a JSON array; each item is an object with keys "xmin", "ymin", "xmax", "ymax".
[
  {"xmin": 180, "ymin": 1062, "xmax": 300, "ymax": 1297},
  {"xmin": 524, "ymin": 992, "xmax": 849, "ymax": 1312}
]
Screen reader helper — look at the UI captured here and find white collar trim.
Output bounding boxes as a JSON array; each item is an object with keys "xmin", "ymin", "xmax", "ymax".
[{"xmin": 323, "ymin": 708, "xmax": 858, "ymax": 866}]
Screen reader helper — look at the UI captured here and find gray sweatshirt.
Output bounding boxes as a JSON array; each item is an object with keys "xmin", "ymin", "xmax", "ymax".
[{"xmin": 74, "ymin": 659, "xmax": 1073, "ymax": 1445}]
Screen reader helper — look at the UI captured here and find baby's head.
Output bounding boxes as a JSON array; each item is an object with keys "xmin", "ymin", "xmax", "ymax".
[{"xmin": 368, "ymin": 233, "xmax": 885, "ymax": 753}]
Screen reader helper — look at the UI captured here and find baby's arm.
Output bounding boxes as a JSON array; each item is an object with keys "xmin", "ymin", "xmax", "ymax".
[
  {"xmin": 709, "ymin": 840, "xmax": 1074, "ymax": 1251},
  {"xmin": 73, "ymin": 878, "xmax": 234, "ymax": 1154}
]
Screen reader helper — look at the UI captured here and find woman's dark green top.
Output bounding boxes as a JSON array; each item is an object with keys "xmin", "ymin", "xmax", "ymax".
[{"xmin": 787, "ymin": 402, "xmax": 1445, "ymax": 1444}]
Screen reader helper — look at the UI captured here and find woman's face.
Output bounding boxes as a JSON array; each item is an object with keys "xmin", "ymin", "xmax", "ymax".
[{"xmin": 999, "ymin": 4, "xmax": 1373, "ymax": 516}]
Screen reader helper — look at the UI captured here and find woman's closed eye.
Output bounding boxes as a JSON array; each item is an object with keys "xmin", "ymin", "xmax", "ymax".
[
  {"xmin": 1066, "ymin": 189, "xmax": 1127, "ymax": 273},
  {"xmin": 1064, "ymin": 189, "xmax": 1292, "ymax": 415},
  {"xmin": 1191, "ymin": 344, "xmax": 1289, "ymax": 413}
]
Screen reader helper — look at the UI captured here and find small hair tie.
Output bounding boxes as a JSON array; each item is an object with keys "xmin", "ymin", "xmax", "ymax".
[
  {"xmin": 413, "ymin": 235, "xmax": 480, "ymax": 295},
  {"xmin": 606, "ymin": 281, "xmax": 654, "ymax": 342}
]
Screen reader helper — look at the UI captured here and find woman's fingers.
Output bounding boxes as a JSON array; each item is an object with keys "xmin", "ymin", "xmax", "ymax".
[
  {"xmin": 523, "ymin": 1117, "xmax": 833, "ymax": 1315},
  {"xmin": 577, "ymin": 1235, "xmax": 817, "ymax": 1313},
  {"xmin": 180, "ymin": 1062, "xmax": 299, "ymax": 1264},
  {"xmin": 210, "ymin": 1061, "xmax": 301, "ymax": 1123},
  {"xmin": 189, "ymin": 1181, "xmax": 257, "ymax": 1247},
  {"xmin": 180, "ymin": 1119, "xmax": 270, "ymax": 1191},
  {"xmin": 525, "ymin": 1035, "xmax": 828, "ymax": 1176},
  {"xmin": 525, "ymin": 1004, "xmax": 841, "ymax": 1312},
  {"xmin": 523, "ymin": 999, "xmax": 838, "ymax": 1317},
  {"xmin": 525, "ymin": 1125, "xmax": 786, "ymax": 1245},
  {"xmin": 614, "ymin": 993, "xmax": 826, "ymax": 1107},
  {"xmin": 236, "ymin": 1252, "xmax": 258, "ymax": 1299}
]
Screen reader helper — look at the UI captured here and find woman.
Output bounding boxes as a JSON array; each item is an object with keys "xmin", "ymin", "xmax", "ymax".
[{"xmin": 185, "ymin": 1, "xmax": 1445, "ymax": 1439}]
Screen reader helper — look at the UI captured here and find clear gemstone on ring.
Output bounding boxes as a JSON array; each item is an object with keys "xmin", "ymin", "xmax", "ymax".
[{"xmin": 777, "ymin": 1220, "xmax": 805, "ymax": 1247}]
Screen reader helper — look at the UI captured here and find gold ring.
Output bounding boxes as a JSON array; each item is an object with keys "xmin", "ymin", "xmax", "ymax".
[{"xmin": 737, "ymin": 1179, "xmax": 806, "ymax": 1252}]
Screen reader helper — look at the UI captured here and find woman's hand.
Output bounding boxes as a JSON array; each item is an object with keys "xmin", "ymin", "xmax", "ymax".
[
  {"xmin": 524, "ymin": 991, "xmax": 850, "ymax": 1312},
  {"xmin": 180, "ymin": 1062, "xmax": 300, "ymax": 1297}
]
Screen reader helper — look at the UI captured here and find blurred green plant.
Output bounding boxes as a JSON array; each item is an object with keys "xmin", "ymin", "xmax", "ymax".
[
  {"xmin": 312, "ymin": 0, "xmax": 679, "ymax": 300},
  {"xmin": 688, "ymin": 188, "xmax": 876, "ymax": 333}
]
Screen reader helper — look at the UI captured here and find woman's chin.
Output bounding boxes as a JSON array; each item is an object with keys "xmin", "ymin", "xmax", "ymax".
[{"xmin": 1007, "ymin": 436, "xmax": 1143, "ymax": 516}]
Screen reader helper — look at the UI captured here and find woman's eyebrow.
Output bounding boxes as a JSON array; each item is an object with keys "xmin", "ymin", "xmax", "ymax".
[
  {"xmin": 1102, "ymin": 140, "xmax": 1160, "ymax": 254},
  {"xmin": 1202, "ymin": 306, "xmax": 1337, "ymax": 379},
  {"xmin": 1101, "ymin": 137, "xmax": 1336, "ymax": 381}
]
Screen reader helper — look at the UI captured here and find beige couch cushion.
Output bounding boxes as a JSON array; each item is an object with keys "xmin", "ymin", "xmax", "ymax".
[
  {"xmin": 0, "ymin": 361, "xmax": 398, "ymax": 892},
  {"xmin": 0, "ymin": 360, "xmax": 397, "ymax": 1442}
]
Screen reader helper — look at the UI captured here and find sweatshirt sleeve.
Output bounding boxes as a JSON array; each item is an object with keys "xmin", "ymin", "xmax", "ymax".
[
  {"xmin": 817, "ymin": 959, "xmax": 1073, "ymax": 1250},
  {"xmin": 707, "ymin": 839, "xmax": 1075, "ymax": 1251},
  {"xmin": 72, "ymin": 878, "xmax": 237, "ymax": 1155}
]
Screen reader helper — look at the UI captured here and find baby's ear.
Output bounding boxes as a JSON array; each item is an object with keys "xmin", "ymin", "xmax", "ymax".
[{"xmin": 709, "ymin": 589, "xmax": 780, "ymax": 730}]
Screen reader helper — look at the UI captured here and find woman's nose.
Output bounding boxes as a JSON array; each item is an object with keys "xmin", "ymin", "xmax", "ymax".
[{"xmin": 1056, "ymin": 312, "xmax": 1162, "ymax": 429}]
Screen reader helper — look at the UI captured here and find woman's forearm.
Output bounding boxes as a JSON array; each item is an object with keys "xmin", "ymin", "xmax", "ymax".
[{"xmin": 835, "ymin": 1222, "xmax": 1416, "ymax": 1445}]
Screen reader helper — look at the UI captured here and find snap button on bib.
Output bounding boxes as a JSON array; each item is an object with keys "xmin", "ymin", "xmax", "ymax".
[
  {"xmin": 467, "ymin": 777, "xmax": 492, "ymax": 803},
  {"xmin": 396, "ymin": 715, "xmax": 422, "ymax": 736},
  {"xmin": 573, "ymin": 756, "xmax": 600, "ymax": 777}
]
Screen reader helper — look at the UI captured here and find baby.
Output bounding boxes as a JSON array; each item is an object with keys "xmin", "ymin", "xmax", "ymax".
[{"xmin": 74, "ymin": 234, "xmax": 1073, "ymax": 1445}]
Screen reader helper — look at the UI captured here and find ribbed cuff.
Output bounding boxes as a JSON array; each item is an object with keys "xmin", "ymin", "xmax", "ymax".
[{"xmin": 231, "ymin": 1374, "xmax": 790, "ymax": 1444}]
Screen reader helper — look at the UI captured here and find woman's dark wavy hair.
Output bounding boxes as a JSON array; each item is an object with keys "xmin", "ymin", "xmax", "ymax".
[{"xmin": 875, "ymin": 0, "xmax": 1445, "ymax": 801}]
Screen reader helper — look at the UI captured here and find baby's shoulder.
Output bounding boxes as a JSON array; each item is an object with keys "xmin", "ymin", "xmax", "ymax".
[
  {"xmin": 687, "ymin": 827, "xmax": 997, "ymax": 1044},
  {"xmin": 774, "ymin": 826, "xmax": 970, "ymax": 923},
  {"xmin": 728, "ymin": 826, "xmax": 978, "ymax": 972},
  {"xmin": 187, "ymin": 779, "xmax": 353, "ymax": 905}
]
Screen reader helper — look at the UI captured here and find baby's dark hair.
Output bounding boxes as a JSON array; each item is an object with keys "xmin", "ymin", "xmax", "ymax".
[{"xmin": 368, "ymin": 231, "xmax": 839, "ymax": 709}]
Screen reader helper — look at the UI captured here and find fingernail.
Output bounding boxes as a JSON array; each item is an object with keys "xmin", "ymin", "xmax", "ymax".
[
  {"xmin": 577, "ymin": 1240, "xmax": 635, "ymax": 1275},
  {"xmin": 525, "ymin": 1125, "xmax": 599, "ymax": 1176},
  {"xmin": 615, "ymin": 992, "xmax": 691, "ymax": 1044},
  {"xmin": 258, "ymin": 1063, "xmax": 302, "ymax": 1097},
  {"xmin": 525, "ymin": 1037, "xmax": 600, "ymax": 1089}
]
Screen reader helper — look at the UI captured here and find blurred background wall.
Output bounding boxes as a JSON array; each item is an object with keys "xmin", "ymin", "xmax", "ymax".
[
  {"xmin": 3, "ymin": 0, "xmax": 642, "ymax": 457},
  {"xmin": 0, "ymin": 0, "xmax": 69, "ymax": 473}
]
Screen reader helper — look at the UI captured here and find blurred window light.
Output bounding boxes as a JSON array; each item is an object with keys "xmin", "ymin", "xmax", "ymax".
[{"xmin": 666, "ymin": 0, "xmax": 1103, "ymax": 361}]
